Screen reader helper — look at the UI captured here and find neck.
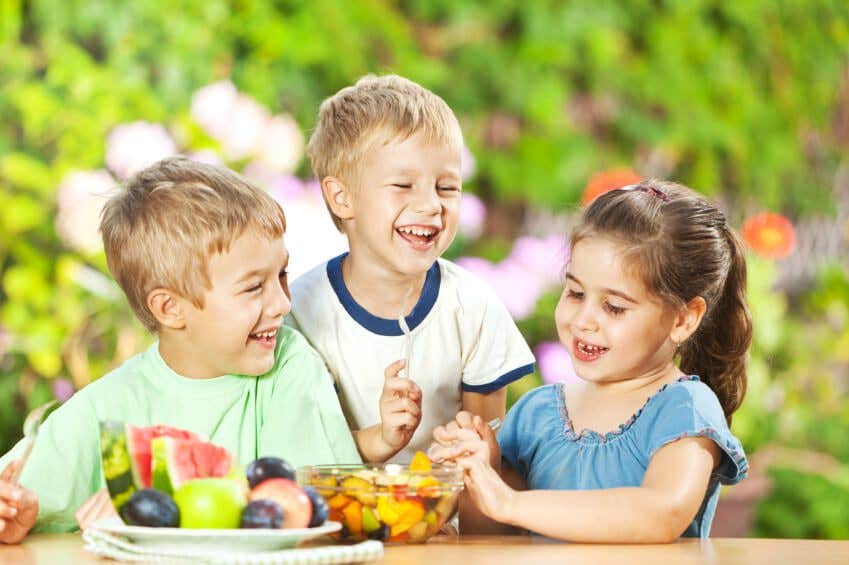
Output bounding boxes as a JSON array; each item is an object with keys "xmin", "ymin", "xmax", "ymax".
[
  {"xmin": 157, "ymin": 332, "xmax": 221, "ymax": 380},
  {"xmin": 341, "ymin": 253, "xmax": 429, "ymax": 319},
  {"xmin": 585, "ymin": 361, "xmax": 684, "ymax": 399}
]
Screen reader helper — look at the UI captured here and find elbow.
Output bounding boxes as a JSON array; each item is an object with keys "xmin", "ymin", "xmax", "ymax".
[{"xmin": 647, "ymin": 499, "xmax": 694, "ymax": 544}]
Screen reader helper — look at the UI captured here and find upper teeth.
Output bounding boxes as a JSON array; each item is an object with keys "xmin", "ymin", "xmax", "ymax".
[
  {"xmin": 398, "ymin": 226, "xmax": 436, "ymax": 237},
  {"xmin": 254, "ymin": 330, "xmax": 276, "ymax": 339},
  {"xmin": 578, "ymin": 341, "xmax": 605, "ymax": 353}
]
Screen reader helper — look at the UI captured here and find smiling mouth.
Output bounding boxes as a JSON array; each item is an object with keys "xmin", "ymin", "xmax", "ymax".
[
  {"xmin": 573, "ymin": 338, "xmax": 609, "ymax": 362},
  {"xmin": 396, "ymin": 225, "xmax": 439, "ymax": 248},
  {"xmin": 249, "ymin": 328, "xmax": 278, "ymax": 346}
]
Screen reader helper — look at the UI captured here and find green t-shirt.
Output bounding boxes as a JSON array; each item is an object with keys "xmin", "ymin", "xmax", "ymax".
[{"xmin": 0, "ymin": 326, "xmax": 361, "ymax": 533}]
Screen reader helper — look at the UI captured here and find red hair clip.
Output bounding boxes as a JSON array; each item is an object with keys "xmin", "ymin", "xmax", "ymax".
[{"xmin": 620, "ymin": 183, "xmax": 670, "ymax": 202}]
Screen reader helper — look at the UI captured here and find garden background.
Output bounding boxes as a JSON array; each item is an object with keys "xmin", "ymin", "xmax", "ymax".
[{"xmin": 1, "ymin": 0, "xmax": 848, "ymax": 539}]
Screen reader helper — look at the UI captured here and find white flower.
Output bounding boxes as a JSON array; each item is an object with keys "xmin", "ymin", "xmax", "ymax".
[
  {"xmin": 256, "ymin": 114, "xmax": 305, "ymax": 174},
  {"xmin": 106, "ymin": 122, "xmax": 177, "ymax": 179},
  {"xmin": 184, "ymin": 150, "xmax": 223, "ymax": 166},
  {"xmin": 55, "ymin": 170, "xmax": 116, "ymax": 254},
  {"xmin": 220, "ymin": 94, "xmax": 270, "ymax": 161}
]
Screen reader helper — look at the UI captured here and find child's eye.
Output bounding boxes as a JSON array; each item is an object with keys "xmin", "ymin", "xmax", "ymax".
[
  {"xmin": 246, "ymin": 283, "xmax": 262, "ymax": 293},
  {"xmin": 604, "ymin": 302, "xmax": 626, "ymax": 316},
  {"xmin": 437, "ymin": 185, "xmax": 459, "ymax": 192},
  {"xmin": 392, "ymin": 183, "xmax": 413, "ymax": 189},
  {"xmin": 565, "ymin": 289, "xmax": 583, "ymax": 300}
]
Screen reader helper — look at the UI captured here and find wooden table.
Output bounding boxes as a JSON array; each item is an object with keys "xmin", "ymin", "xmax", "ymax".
[{"xmin": 3, "ymin": 534, "xmax": 849, "ymax": 564}]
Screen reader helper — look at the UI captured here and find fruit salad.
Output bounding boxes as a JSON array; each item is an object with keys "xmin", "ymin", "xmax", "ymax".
[
  {"xmin": 298, "ymin": 452, "xmax": 463, "ymax": 543},
  {"xmin": 100, "ymin": 422, "xmax": 328, "ymax": 531}
]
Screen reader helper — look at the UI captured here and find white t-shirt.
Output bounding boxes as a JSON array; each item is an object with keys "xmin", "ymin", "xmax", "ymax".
[{"xmin": 287, "ymin": 253, "xmax": 535, "ymax": 462}]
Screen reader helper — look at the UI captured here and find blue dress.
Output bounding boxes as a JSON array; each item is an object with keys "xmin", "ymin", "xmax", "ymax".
[{"xmin": 497, "ymin": 376, "xmax": 748, "ymax": 538}]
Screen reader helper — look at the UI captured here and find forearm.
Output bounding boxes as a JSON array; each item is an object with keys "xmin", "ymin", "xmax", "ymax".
[
  {"xmin": 503, "ymin": 487, "xmax": 689, "ymax": 543},
  {"xmin": 351, "ymin": 425, "xmax": 398, "ymax": 463}
]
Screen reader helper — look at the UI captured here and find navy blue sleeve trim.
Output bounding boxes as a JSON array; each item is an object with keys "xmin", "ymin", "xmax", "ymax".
[{"xmin": 461, "ymin": 363, "xmax": 536, "ymax": 393}]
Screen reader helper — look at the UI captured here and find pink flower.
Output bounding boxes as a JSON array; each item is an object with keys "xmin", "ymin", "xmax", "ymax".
[
  {"xmin": 106, "ymin": 122, "xmax": 177, "ymax": 179},
  {"xmin": 55, "ymin": 170, "xmax": 116, "ymax": 254},
  {"xmin": 507, "ymin": 235, "xmax": 568, "ymax": 287},
  {"xmin": 0, "ymin": 325, "xmax": 11, "ymax": 357},
  {"xmin": 221, "ymin": 95, "xmax": 270, "ymax": 161},
  {"xmin": 191, "ymin": 81, "xmax": 239, "ymax": 140},
  {"xmin": 185, "ymin": 150, "xmax": 223, "ymax": 166},
  {"xmin": 52, "ymin": 378, "xmax": 76, "ymax": 403},
  {"xmin": 535, "ymin": 341, "xmax": 579, "ymax": 385},
  {"xmin": 256, "ymin": 114, "xmax": 305, "ymax": 174},
  {"xmin": 456, "ymin": 256, "xmax": 545, "ymax": 320},
  {"xmin": 458, "ymin": 193, "xmax": 486, "ymax": 240},
  {"xmin": 461, "ymin": 145, "xmax": 477, "ymax": 181}
]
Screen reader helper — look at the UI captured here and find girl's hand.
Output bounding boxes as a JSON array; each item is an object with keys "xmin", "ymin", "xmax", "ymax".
[
  {"xmin": 456, "ymin": 446, "xmax": 517, "ymax": 525},
  {"xmin": 0, "ymin": 460, "xmax": 39, "ymax": 544},
  {"xmin": 378, "ymin": 360, "xmax": 422, "ymax": 452},
  {"xmin": 431, "ymin": 411, "xmax": 500, "ymax": 467},
  {"xmin": 75, "ymin": 489, "xmax": 118, "ymax": 531}
]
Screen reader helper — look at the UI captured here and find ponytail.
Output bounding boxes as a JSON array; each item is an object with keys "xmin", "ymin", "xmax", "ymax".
[{"xmin": 679, "ymin": 227, "xmax": 752, "ymax": 423}]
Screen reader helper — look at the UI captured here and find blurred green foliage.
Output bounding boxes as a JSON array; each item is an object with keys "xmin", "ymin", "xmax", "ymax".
[{"xmin": 1, "ymin": 0, "xmax": 848, "ymax": 538}]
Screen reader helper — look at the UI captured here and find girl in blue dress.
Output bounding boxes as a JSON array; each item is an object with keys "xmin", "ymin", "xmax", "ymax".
[{"xmin": 431, "ymin": 180, "xmax": 751, "ymax": 542}]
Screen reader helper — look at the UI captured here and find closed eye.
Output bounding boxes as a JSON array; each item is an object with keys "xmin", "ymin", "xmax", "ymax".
[
  {"xmin": 437, "ymin": 185, "xmax": 459, "ymax": 192},
  {"xmin": 565, "ymin": 289, "xmax": 583, "ymax": 300},
  {"xmin": 392, "ymin": 183, "xmax": 413, "ymax": 189},
  {"xmin": 604, "ymin": 302, "xmax": 626, "ymax": 316},
  {"xmin": 245, "ymin": 283, "xmax": 262, "ymax": 293}
]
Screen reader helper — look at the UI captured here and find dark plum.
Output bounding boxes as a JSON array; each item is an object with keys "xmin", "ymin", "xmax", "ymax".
[
  {"xmin": 367, "ymin": 522, "xmax": 390, "ymax": 541},
  {"xmin": 240, "ymin": 499, "xmax": 285, "ymax": 529},
  {"xmin": 121, "ymin": 488, "xmax": 179, "ymax": 528},
  {"xmin": 246, "ymin": 457, "xmax": 296, "ymax": 489},
  {"xmin": 303, "ymin": 486, "xmax": 329, "ymax": 527}
]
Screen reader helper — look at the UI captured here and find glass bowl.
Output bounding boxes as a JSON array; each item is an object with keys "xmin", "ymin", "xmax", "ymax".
[{"xmin": 298, "ymin": 463, "xmax": 464, "ymax": 543}]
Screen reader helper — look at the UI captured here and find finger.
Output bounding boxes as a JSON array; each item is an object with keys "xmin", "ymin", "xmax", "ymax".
[
  {"xmin": 384, "ymin": 359, "xmax": 407, "ymax": 379},
  {"xmin": 0, "ymin": 461, "xmax": 20, "ymax": 482},
  {"xmin": 0, "ymin": 482, "xmax": 23, "ymax": 503},
  {"xmin": 386, "ymin": 412, "xmax": 419, "ymax": 431},
  {"xmin": 455, "ymin": 411, "xmax": 475, "ymax": 429},
  {"xmin": 384, "ymin": 376, "xmax": 418, "ymax": 395},
  {"xmin": 387, "ymin": 397, "xmax": 421, "ymax": 417},
  {"xmin": 0, "ymin": 501, "xmax": 18, "ymax": 519}
]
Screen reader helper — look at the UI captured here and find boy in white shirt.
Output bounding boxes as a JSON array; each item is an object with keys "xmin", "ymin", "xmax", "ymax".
[{"xmin": 288, "ymin": 75, "xmax": 535, "ymax": 463}]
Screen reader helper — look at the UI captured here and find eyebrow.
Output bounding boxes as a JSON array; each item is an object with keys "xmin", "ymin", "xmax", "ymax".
[
  {"xmin": 565, "ymin": 273, "xmax": 639, "ymax": 304},
  {"xmin": 391, "ymin": 169, "xmax": 461, "ymax": 179},
  {"xmin": 234, "ymin": 253, "xmax": 290, "ymax": 285}
]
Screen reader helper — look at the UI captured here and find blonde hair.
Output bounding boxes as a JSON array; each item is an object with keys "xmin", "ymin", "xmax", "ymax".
[
  {"xmin": 307, "ymin": 74, "xmax": 463, "ymax": 230},
  {"xmin": 100, "ymin": 157, "xmax": 286, "ymax": 332}
]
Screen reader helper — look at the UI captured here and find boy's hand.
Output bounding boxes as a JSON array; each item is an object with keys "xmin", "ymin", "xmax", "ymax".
[
  {"xmin": 75, "ymin": 489, "xmax": 118, "ymax": 531},
  {"xmin": 0, "ymin": 460, "xmax": 39, "ymax": 545},
  {"xmin": 379, "ymin": 359, "xmax": 422, "ymax": 452}
]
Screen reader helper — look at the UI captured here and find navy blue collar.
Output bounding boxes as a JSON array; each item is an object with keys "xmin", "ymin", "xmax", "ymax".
[{"xmin": 326, "ymin": 253, "xmax": 441, "ymax": 336}]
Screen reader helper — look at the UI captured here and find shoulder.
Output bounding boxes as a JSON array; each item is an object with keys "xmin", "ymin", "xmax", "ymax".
[
  {"xmin": 648, "ymin": 377, "xmax": 726, "ymax": 427},
  {"xmin": 437, "ymin": 258, "xmax": 510, "ymax": 314},
  {"xmin": 507, "ymin": 384, "xmax": 560, "ymax": 422},
  {"xmin": 289, "ymin": 260, "xmax": 332, "ymax": 302},
  {"xmin": 274, "ymin": 325, "xmax": 324, "ymax": 367}
]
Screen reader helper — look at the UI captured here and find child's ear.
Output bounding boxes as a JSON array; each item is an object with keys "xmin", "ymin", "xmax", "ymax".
[
  {"xmin": 147, "ymin": 288, "xmax": 187, "ymax": 330},
  {"xmin": 321, "ymin": 176, "xmax": 355, "ymax": 220},
  {"xmin": 670, "ymin": 296, "xmax": 707, "ymax": 346}
]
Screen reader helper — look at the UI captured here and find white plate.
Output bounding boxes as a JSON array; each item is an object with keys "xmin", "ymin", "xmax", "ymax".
[{"xmin": 90, "ymin": 516, "xmax": 341, "ymax": 554}]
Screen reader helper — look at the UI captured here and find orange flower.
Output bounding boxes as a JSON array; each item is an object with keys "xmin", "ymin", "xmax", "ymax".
[
  {"xmin": 582, "ymin": 168, "xmax": 642, "ymax": 206},
  {"xmin": 742, "ymin": 212, "xmax": 796, "ymax": 260}
]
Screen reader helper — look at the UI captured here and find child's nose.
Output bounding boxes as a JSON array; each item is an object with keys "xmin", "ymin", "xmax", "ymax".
[
  {"xmin": 412, "ymin": 186, "xmax": 441, "ymax": 214},
  {"xmin": 571, "ymin": 303, "xmax": 598, "ymax": 333},
  {"xmin": 266, "ymin": 280, "xmax": 291, "ymax": 319}
]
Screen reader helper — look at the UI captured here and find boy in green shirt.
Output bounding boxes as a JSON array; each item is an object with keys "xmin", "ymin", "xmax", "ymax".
[{"xmin": 0, "ymin": 157, "xmax": 360, "ymax": 542}]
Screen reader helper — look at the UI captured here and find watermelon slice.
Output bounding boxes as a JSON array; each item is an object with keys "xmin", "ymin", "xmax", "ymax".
[
  {"xmin": 100, "ymin": 422, "xmax": 202, "ymax": 511},
  {"xmin": 125, "ymin": 424, "xmax": 201, "ymax": 489},
  {"xmin": 151, "ymin": 437, "xmax": 234, "ymax": 495}
]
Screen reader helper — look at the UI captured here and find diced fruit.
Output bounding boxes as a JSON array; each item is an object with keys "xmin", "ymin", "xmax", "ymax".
[
  {"xmin": 311, "ymin": 475, "xmax": 338, "ymax": 497},
  {"xmin": 407, "ymin": 520, "xmax": 429, "ymax": 543},
  {"xmin": 246, "ymin": 457, "xmax": 296, "ymax": 489},
  {"xmin": 367, "ymin": 522, "xmax": 390, "ymax": 541},
  {"xmin": 303, "ymin": 486, "xmax": 329, "ymax": 527},
  {"xmin": 250, "ymin": 478, "xmax": 312, "ymax": 529},
  {"xmin": 150, "ymin": 437, "xmax": 233, "ymax": 495},
  {"xmin": 409, "ymin": 451, "xmax": 432, "ymax": 472},
  {"xmin": 328, "ymin": 493, "xmax": 352, "ymax": 509},
  {"xmin": 240, "ymin": 499, "xmax": 284, "ymax": 529},
  {"xmin": 341, "ymin": 500, "xmax": 363, "ymax": 536},
  {"xmin": 362, "ymin": 505, "xmax": 380, "ymax": 533},
  {"xmin": 376, "ymin": 496, "xmax": 401, "ymax": 526},
  {"xmin": 120, "ymin": 488, "xmax": 180, "ymax": 528},
  {"xmin": 174, "ymin": 478, "xmax": 246, "ymax": 529},
  {"xmin": 415, "ymin": 477, "xmax": 441, "ymax": 498},
  {"xmin": 340, "ymin": 476, "xmax": 376, "ymax": 506}
]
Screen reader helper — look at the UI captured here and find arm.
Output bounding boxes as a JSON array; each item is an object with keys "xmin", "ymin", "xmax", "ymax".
[
  {"xmin": 353, "ymin": 360, "xmax": 422, "ymax": 463},
  {"xmin": 0, "ymin": 460, "xmax": 38, "ymax": 544},
  {"xmin": 461, "ymin": 435, "xmax": 721, "ymax": 543}
]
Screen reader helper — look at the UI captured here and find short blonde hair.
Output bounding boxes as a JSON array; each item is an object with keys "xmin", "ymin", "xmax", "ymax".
[
  {"xmin": 307, "ymin": 74, "xmax": 463, "ymax": 230},
  {"xmin": 100, "ymin": 157, "xmax": 286, "ymax": 332}
]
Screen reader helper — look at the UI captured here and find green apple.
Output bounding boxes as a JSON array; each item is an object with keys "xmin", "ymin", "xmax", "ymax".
[{"xmin": 174, "ymin": 477, "xmax": 247, "ymax": 529}]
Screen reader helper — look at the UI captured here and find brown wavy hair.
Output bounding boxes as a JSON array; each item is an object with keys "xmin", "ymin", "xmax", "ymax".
[{"xmin": 571, "ymin": 179, "xmax": 752, "ymax": 422}]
